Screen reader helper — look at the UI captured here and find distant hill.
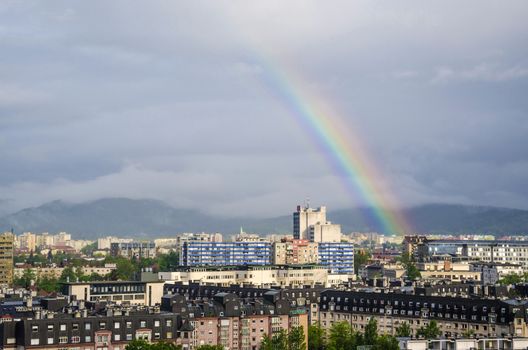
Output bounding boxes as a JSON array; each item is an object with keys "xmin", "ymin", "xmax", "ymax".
[{"xmin": 0, "ymin": 198, "xmax": 527, "ymax": 238}]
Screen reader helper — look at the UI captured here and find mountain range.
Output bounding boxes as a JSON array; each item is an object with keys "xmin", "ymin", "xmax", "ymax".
[{"xmin": 1, "ymin": 198, "xmax": 528, "ymax": 238}]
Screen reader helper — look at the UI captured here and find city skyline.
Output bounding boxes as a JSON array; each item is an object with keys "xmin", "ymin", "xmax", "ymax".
[{"xmin": 1, "ymin": 2, "xmax": 528, "ymax": 220}]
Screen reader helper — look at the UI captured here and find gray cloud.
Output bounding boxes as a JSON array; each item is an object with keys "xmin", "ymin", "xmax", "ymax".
[{"xmin": 1, "ymin": 1, "xmax": 528, "ymax": 217}]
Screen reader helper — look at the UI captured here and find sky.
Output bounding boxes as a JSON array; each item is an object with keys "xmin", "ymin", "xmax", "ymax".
[{"xmin": 1, "ymin": 1, "xmax": 528, "ymax": 218}]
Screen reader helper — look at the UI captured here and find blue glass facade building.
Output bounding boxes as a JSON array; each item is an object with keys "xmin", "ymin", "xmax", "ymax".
[
  {"xmin": 181, "ymin": 241, "xmax": 272, "ymax": 266},
  {"xmin": 317, "ymin": 242, "xmax": 354, "ymax": 274}
]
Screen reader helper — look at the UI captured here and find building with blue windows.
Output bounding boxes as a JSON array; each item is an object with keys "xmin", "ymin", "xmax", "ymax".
[
  {"xmin": 181, "ymin": 241, "xmax": 272, "ymax": 266},
  {"xmin": 317, "ymin": 242, "xmax": 354, "ymax": 274}
]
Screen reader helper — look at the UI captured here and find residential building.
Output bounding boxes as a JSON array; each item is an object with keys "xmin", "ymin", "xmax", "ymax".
[
  {"xmin": 158, "ymin": 265, "xmax": 328, "ymax": 287},
  {"xmin": 181, "ymin": 242, "xmax": 271, "ymax": 267},
  {"xmin": 470, "ymin": 262, "xmax": 524, "ymax": 285},
  {"xmin": 0, "ymin": 232, "xmax": 14, "ymax": 285},
  {"xmin": 411, "ymin": 237, "xmax": 528, "ymax": 270},
  {"xmin": 110, "ymin": 241, "xmax": 157, "ymax": 259},
  {"xmin": 318, "ymin": 289, "xmax": 528, "ymax": 338},
  {"xmin": 272, "ymin": 239, "xmax": 318, "ymax": 265},
  {"xmin": 61, "ymin": 281, "xmax": 165, "ymax": 306},
  {"xmin": 309, "ymin": 222, "xmax": 341, "ymax": 243},
  {"xmin": 293, "ymin": 205, "xmax": 327, "ymax": 240},
  {"xmin": 18, "ymin": 232, "xmax": 37, "ymax": 252},
  {"xmin": 317, "ymin": 242, "xmax": 354, "ymax": 274}
]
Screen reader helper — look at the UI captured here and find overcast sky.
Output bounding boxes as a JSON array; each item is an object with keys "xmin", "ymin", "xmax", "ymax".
[{"xmin": 1, "ymin": 1, "xmax": 527, "ymax": 217}]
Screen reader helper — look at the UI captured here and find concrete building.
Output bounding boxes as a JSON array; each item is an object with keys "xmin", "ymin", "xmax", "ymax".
[
  {"xmin": 0, "ymin": 232, "xmax": 14, "ymax": 285},
  {"xmin": 14, "ymin": 265, "xmax": 117, "ymax": 280},
  {"xmin": 309, "ymin": 222, "xmax": 341, "ymax": 243},
  {"xmin": 18, "ymin": 232, "xmax": 37, "ymax": 252},
  {"xmin": 470, "ymin": 262, "xmax": 524, "ymax": 285},
  {"xmin": 181, "ymin": 242, "xmax": 271, "ymax": 267},
  {"xmin": 61, "ymin": 281, "xmax": 165, "ymax": 306},
  {"xmin": 110, "ymin": 241, "xmax": 157, "ymax": 259},
  {"xmin": 293, "ymin": 205, "xmax": 328, "ymax": 240},
  {"xmin": 272, "ymin": 239, "xmax": 318, "ymax": 265},
  {"xmin": 317, "ymin": 242, "xmax": 354, "ymax": 274},
  {"xmin": 412, "ymin": 237, "xmax": 528, "ymax": 270},
  {"xmin": 158, "ymin": 265, "xmax": 328, "ymax": 287},
  {"xmin": 293, "ymin": 204, "xmax": 342, "ymax": 242}
]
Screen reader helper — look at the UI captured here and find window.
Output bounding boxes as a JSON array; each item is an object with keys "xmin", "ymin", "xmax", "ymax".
[
  {"xmin": 154, "ymin": 320, "xmax": 160, "ymax": 327},
  {"xmin": 166, "ymin": 320, "xmax": 172, "ymax": 327},
  {"xmin": 32, "ymin": 325, "xmax": 39, "ymax": 332},
  {"xmin": 31, "ymin": 338, "xmax": 40, "ymax": 345},
  {"xmin": 115, "ymin": 334, "xmax": 121, "ymax": 341},
  {"xmin": 85, "ymin": 336, "xmax": 91, "ymax": 342},
  {"xmin": 85, "ymin": 323, "xmax": 91, "ymax": 330},
  {"xmin": 167, "ymin": 332, "xmax": 173, "ymax": 339},
  {"xmin": 59, "ymin": 336, "xmax": 68, "ymax": 344},
  {"xmin": 47, "ymin": 324, "xmax": 54, "ymax": 331},
  {"xmin": 71, "ymin": 336, "xmax": 80, "ymax": 343},
  {"xmin": 99, "ymin": 322, "xmax": 106, "ymax": 328},
  {"xmin": 126, "ymin": 321, "xmax": 132, "ymax": 328},
  {"xmin": 127, "ymin": 334, "xmax": 133, "ymax": 341},
  {"xmin": 60, "ymin": 324, "xmax": 67, "ymax": 331},
  {"xmin": 73, "ymin": 323, "xmax": 79, "ymax": 331},
  {"xmin": 48, "ymin": 337, "xmax": 54, "ymax": 344},
  {"xmin": 140, "ymin": 321, "xmax": 146, "ymax": 328},
  {"xmin": 114, "ymin": 322, "xmax": 120, "ymax": 329}
]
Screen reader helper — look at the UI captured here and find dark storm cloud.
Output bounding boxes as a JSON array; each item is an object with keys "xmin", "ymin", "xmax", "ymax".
[{"xmin": 1, "ymin": 1, "xmax": 528, "ymax": 217}]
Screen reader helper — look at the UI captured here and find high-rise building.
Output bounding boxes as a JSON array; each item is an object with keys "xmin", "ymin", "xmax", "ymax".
[
  {"xmin": 317, "ymin": 242, "xmax": 354, "ymax": 274},
  {"xmin": 0, "ymin": 232, "xmax": 14, "ymax": 285},
  {"xmin": 181, "ymin": 241, "xmax": 271, "ymax": 266},
  {"xmin": 310, "ymin": 222, "xmax": 341, "ymax": 243},
  {"xmin": 293, "ymin": 204, "xmax": 342, "ymax": 242},
  {"xmin": 18, "ymin": 232, "xmax": 37, "ymax": 252},
  {"xmin": 293, "ymin": 205, "xmax": 328, "ymax": 240}
]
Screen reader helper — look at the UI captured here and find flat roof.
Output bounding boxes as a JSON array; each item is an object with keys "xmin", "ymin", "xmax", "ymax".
[{"xmin": 60, "ymin": 281, "xmax": 165, "ymax": 285}]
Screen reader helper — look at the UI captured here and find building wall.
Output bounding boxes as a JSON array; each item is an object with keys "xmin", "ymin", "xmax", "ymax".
[
  {"xmin": 317, "ymin": 243, "xmax": 354, "ymax": 275},
  {"xmin": 64, "ymin": 282, "xmax": 164, "ymax": 306},
  {"xmin": 181, "ymin": 242, "xmax": 271, "ymax": 267},
  {"xmin": 293, "ymin": 206, "xmax": 327, "ymax": 240},
  {"xmin": 0, "ymin": 232, "xmax": 14, "ymax": 285},
  {"xmin": 310, "ymin": 223, "xmax": 341, "ymax": 243}
]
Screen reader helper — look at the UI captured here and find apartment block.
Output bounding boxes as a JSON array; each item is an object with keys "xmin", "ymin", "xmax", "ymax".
[
  {"xmin": 110, "ymin": 241, "xmax": 157, "ymax": 259},
  {"xmin": 317, "ymin": 242, "xmax": 354, "ymax": 274},
  {"xmin": 0, "ymin": 232, "xmax": 14, "ymax": 285},
  {"xmin": 181, "ymin": 242, "xmax": 271, "ymax": 267},
  {"xmin": 61, "ymin": 281, "xmax": 165, "ymax": 306}
]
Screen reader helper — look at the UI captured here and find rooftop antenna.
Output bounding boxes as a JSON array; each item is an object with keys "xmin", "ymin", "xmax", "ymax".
[{"xmin": 305, "ymin": 197, "xmax": 310, "ymax": 209}]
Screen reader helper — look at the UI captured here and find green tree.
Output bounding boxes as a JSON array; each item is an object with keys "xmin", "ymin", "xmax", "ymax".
[
  {"xmin": 288, "ymin": 326, "xmax": 306, "ymax": 350},
  {"xmin": 400, "ymin": 253, "xmax": 421, "ymax": 280},
  {"xmin": 158, "ymin": 251, "xmax": 180, "ymax": 271},
  {"xmin": 364, "ymin": 318, "xmax": 378, "ymax": 345},
  {"xmin": 81, "ymin": 242, "xmax": 98, "ymax": 256},
  {"xmin": 308, "ymin": 324, "xmax": 325, "ymax": 350},
  {"xmin": 260, "ymin": 334, "xmax": 273, "ymax": 350},
  {"xmin": 416, "ymin": 320, "xmax": 441, "ymax": 339},
  {"xmin": 59, "ymin": 266, "xmax": 77, "ymax": 283},
  {"xmin": 152, "ymin": 343, "xmax": 182, "ymax": 350},
  {"xmin": 373, "ymin": 334, "xmax": 399, "ymax": 350},
  {"xmin": 272, "ymin": 329, "xmax": 288, "ymax": 350},
  {"xmin": 327, "ymin": 321, "xmax": 352, "ymax": 350},
  {"xmin": 354, "ymin": 250, "xmax": 371, "ymax": 274},
  {"xmin": 125, "ymin": 340, "xmax": 151, "ymax": 350},
  {"xmin": 38, "ymin": 273, "xmax": 59, "ymax": 293},
  {"xmin": 395, "ymin": 322, "xmax": 412, "ymax": 337},
  {"xmin": 14, "ymin": 268, "xmax": 36, "ymax": 289},
  {"xmin": 195, "ymin": 346, "xmax": 223, "ymax": 350},
  {"xmin": 499, "ymin": 273, "xmax": 523, "ymax": 285},
  {"xmin": 109, "ymin": 257, "xmax": 137, "ymax": 280}
]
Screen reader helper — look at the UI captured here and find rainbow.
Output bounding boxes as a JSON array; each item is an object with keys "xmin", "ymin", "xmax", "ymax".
[{"xmin": 256, "ymin": 58, "xmax": 411, "ymax": 235}]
